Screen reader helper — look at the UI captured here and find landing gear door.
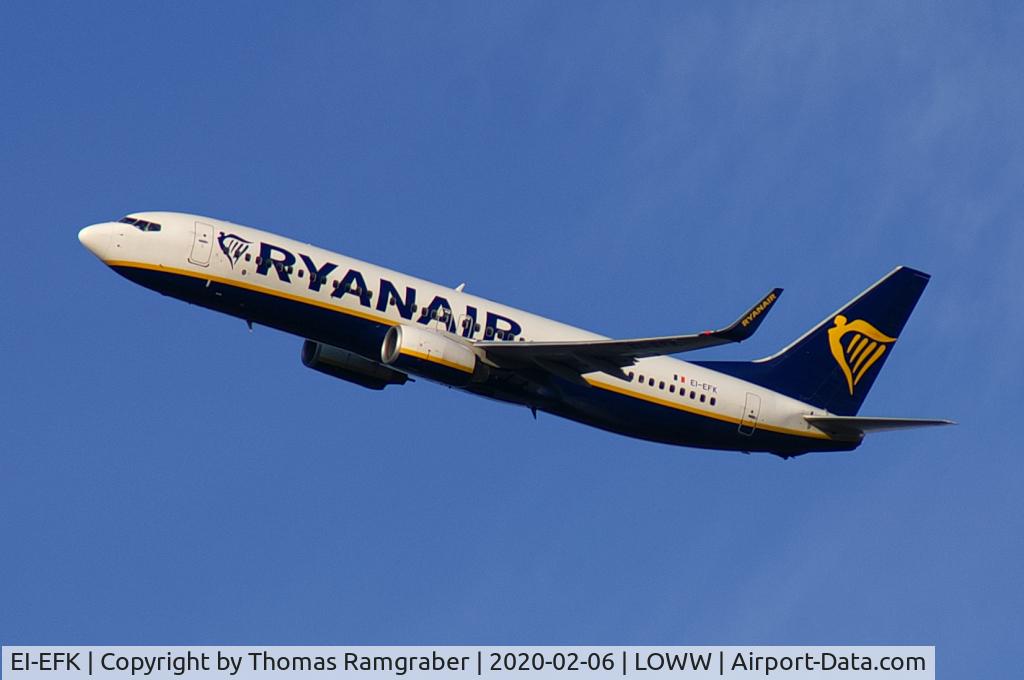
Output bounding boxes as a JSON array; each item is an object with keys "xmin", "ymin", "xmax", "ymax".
[
  {"xmin": 739, "ymin": 392, "xmax": 761, "ymax": 436},
  {"xmin": 189, "ymin": 221, "xmax": 214, "ymax": 266}
]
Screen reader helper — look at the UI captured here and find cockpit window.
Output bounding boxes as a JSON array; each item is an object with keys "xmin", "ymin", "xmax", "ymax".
[{"xmin": 119, "ymin": 216, "xmax": 162, "ymax": 232}]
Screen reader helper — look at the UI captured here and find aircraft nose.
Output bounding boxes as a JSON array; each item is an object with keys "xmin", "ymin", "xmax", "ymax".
[{"xmin": 78, "ymin": 223, "xmax": 112, "ymax": 259}]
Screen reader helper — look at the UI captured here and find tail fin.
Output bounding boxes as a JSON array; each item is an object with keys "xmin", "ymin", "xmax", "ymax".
[{"xmin": 695, "ymin": 266, "xmax": 931, "ymax": 415}]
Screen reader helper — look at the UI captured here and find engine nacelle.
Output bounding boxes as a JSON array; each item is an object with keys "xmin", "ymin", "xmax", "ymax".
[
  {"xmin": 380, "ymin": 324, "xmax": 488, "ymax": 387},
  {"xmin": 301, "ymin": 339, "xmax": 409, "ymax": 390}
]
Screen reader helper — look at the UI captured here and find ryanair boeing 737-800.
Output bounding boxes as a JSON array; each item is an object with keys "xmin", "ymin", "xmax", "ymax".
[{"xmin": 79, "ymin": 212, "xmax": 951, "ymax": 457}]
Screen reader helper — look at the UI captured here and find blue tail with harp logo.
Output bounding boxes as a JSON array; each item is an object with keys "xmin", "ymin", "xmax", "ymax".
[{"xmin": 695, "ymin": 266, "xmax": 931, "ymax": 416}]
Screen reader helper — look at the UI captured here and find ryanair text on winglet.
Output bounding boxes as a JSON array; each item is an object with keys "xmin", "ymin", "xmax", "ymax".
[{"xmin": 740, "ymin": 291, "xmax": 778, "ymax": 328}]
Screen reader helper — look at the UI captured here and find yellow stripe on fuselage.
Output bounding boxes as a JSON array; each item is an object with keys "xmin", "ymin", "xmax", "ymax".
[
  {"xmin": 585, "ymin": 378, "xmax": 832, "ymax": 440},
  {"xmin": 107, "ymin": 259, "xmax": 832, "ymax": 442},
  {"xmin": 105, "ymin": 259, "xmax": 398, "ymax": 327}
]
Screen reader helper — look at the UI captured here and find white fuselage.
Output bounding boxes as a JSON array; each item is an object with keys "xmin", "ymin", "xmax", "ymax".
[{"xmin": 79, "ymin": 212, "xmax": 844, "ymax": 455}]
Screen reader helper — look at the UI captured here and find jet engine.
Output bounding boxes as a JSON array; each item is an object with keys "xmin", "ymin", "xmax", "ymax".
[
  {"xmin": 380, "ymin": 324, "xmax": 489, "ymax": 386},
  {"xmin": 301, "ymin": 339, "xmax": 409, "ymax": 390}
]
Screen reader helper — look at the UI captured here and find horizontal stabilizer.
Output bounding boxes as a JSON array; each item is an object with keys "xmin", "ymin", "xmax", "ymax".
[
  {"xmin": 477, "ymin": 288, "xmax": 783, "ymax": 377},
  {"xmin": 805, "ymin": 415, "xmax": 955, "ymax": 438}
]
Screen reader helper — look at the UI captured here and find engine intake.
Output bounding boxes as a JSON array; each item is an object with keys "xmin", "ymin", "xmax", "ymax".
[
  {"xmin": 381, "ymin": 324, "xmax": 488, "ymax": 386},
  {"xmin": 301, "ymin": 340, "xmax": 408, "ymax": 390}
]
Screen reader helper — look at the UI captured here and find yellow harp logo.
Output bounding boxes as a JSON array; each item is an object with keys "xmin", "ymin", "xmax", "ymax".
[{"xmin": 828, "ymin": 315, "xmax": 896, "ymax": 395}]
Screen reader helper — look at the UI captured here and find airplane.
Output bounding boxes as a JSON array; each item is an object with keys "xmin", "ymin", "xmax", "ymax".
[{"xmin": 78, "ymin": 212, "xmax": 952, "ymax": 458}]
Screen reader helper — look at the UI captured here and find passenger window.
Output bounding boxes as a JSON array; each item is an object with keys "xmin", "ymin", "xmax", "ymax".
[
  {"xmin": 638, "ymin": 374, "xmax": 644, "ymax": 382},
  {"xmin": 298, "ymin": 270, "xmax": 305, "ymax": 278},
  {"xmin": 474, "ymin": 323, "xmax": 481, "ymax": 332},
  {"xmin": 690, "ymin": 391, "xmax": 696, "ymax": 399},
  {"xmin": 245, "ymin": 253, "xmax": 251, "ymax": 262},
  {"xmin": 710, "ymin": 397, "xmax": 716, "ymax": 406},
  {"xmin": 648, "ymin": 378, "xmax": 655, "ymax": 387},
  {"xmin": 485, "ymin": 328, "xmax": 493, "ymax": 338},
  {"xmin": 627, "ymin": 372, "xmax": 634, "ymax": 380},
  {"xmin": 669, "ymin": 385, "xmax": 675, "ymax": 393},
  {"xmin": 699, "ymin": 394, "xmax": 706, "ymax": 403}
]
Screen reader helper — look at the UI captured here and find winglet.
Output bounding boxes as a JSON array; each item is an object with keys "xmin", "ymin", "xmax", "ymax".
[{"xmin": 717, "ymin": 288, "xmax": 783, "ymax": 342}]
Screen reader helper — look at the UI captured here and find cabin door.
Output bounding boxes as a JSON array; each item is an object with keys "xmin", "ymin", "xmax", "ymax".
[
  {"xmin": 189, "ymin": 221, "xmax": 214, "ymax": 266},
  {"xmin": 739, "ymin": 392, "xmax": 761, "ymax": 436}
]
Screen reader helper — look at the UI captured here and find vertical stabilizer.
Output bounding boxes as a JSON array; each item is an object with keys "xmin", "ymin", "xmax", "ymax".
[{"xmin": 696, "ymin": 266, "xmax": 931, "ymax": 415}]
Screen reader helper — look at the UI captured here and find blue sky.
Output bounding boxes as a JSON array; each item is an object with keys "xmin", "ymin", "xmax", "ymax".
[{"xmin": 1, "ymin": 1, "xmax": 1021, "ymax": 675}]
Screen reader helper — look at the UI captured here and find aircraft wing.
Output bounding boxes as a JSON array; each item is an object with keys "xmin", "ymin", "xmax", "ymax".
[{"xmin": 476, "ymin": 287, "xmax": 782, "ymax": 381}]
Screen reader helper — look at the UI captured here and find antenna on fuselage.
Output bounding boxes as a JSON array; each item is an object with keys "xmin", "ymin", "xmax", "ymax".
[{"xmin": 455, "ymin": 282, "xmax": 466, "ymax": 292}]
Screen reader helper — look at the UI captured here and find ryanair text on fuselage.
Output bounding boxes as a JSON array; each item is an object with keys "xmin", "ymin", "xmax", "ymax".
[{"xmin": 251, "ymin": 238, "xmax": 523, "ymax": 340}]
